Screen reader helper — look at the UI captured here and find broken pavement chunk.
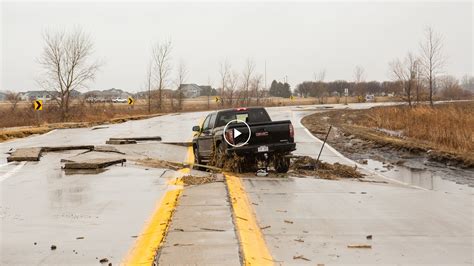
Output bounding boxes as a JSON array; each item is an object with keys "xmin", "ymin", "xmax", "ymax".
[
  {"xmin": 105, "ymin": 139, "xmax": 137, "ymax": 145},
  {"xmin": 107, "ymin": 136, "xmax": 162, "ymax": 144},
  {"xmin": 7, "ymin": 147, "xmax": 42, "ymax": 162},
  {"xmin": 63, "ymin": 158, "xmax": 126, "ymax": 169}
]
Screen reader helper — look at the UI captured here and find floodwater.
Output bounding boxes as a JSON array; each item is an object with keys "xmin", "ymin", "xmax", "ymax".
[{"xmin": 365, "ymin": 158, "xmax": 474, "ymax": 194}]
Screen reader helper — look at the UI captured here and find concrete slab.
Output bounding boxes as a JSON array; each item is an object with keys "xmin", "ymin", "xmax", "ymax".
[
  {"xmin": 42, "ymin": 145, "xmax": 94, "ymax": 152},
  {"xmin": 6, "ymin": 147, "xmax": 42, "ymax": 162},
  {"xmin": 63, "ymin": 158, "xmax": 126, "ymax": 169},
  {"xmin": 157, "ymin": 182, "xmax": 240, "ymax": 265}
]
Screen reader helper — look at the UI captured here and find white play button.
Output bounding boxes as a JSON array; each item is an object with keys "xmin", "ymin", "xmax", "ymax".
[
  {"xmin": 223, "ymin": 119, "xmax": 252, "ymax": 147},
  {"xmin": 233, "ymin": 128, "xmax": 242, "ymax": 138}
]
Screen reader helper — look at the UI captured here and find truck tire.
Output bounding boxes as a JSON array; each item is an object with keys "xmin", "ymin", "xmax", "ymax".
[
  {"xmin": 274, "ymin": 156, "xmax": 290, "ymax": 173},
  {"xmin": 193, "ymin": 146, "xmax": 205, "ymax": 171},
  {"xmin": 215, "ymin": 142, "xmax": 226, "ymax": 168}
]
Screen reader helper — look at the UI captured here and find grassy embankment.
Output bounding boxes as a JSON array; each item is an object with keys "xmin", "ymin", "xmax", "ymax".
[{"xmin": 303, "ymin": 102, "xmax": 474, "ymax": 167}]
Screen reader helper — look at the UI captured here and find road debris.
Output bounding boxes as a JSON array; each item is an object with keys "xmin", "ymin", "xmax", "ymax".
[
  {"xmin": 7, "ymin": 145, "xmax": 98, "ymax": 162},
  {"xmin": 284, "ymin": 220, "xmax": 294, "ymax": 224},
  {"xmin": 347, "ymin": 244, "xmax": 372, "ymax": 248},
  {"xmin": 92, "ymin": 146, "xmax": 125, "ymax": 154},
  {"xmin": 50, "ymin": 245, "xmax": 57, "ymax": 250},
  {"xmin": 76, "ymin": 236, "xmax": 84, "ymax": 240},
  {"xmin": 63, "ymin": 158, "xmax": 126, "ymax": 169},
  {"xmin": 134, "ymin": 158, "xmax": 182, "ymax": 170},
  {"xmin": 106, "ymin": 136, "xmax": 162, "ymax": 144},
  {"xmin": 293, "ymin": 255, "xmax": 311, "ymax": 261},
  {"xmin": 7, "ymin": 147, "xmax": 43, "ymax": 162},
  {"xmin": 294, "ymin": 238, "xmax": 304, "ymax": 242},
  {"xmin": 99, "ymin": 257, "xmax": 109, "ymax": 263},
  {"xmin": 290, "ymin": 155, "xmax": 364, "ymax": 179},
  {"xmin": 181, "ymin": 174, "xmax": 216, "ymax": 186},
  {"xmin": 260, "ymin": 225, "xmax": 271, "ymax": 230},
  {"xmin": 200, "ymin": 227, "xmax": 225, "ymax": 232},
  {"xmin": 105, "ymin": 139, "xmax": 137, "ymax": 145},
  {"xmin": 366, "ymin": 235, "xmax": 373, "ymax": 240},
  {"xmin": 42, "ymin": 145, "xmax": 94, "ymax": 152}
]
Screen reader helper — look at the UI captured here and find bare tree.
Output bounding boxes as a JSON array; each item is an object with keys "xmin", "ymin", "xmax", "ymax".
[
  {"xmin": 38, "ymin": 28, "xmax": 100, "ymax": 121},
  {"xmin": 314, "ymin": 69, "xmax": 327, "ymax": 104},
  {"xmin": 353, "ymin": 65, "xmax": 367, "ymax": 100},
  {"xmin": 227, "ymin": 71, "xmax": 239, "ymax": 107},
  {"xmin": 175, "ymin": 60, "xmax": 188, "ymax": 110},
  {"xmin": 314, "ymin": 69, "xmax": 326, "ymax": 83},
  {"xmin": 420, "ymin": 26, "xmax": 445, "ymax": 106},
  {"xmin": 242, "ymin": 58, "xmax": 255, "ymax": 106},
  {"xmin": 354, "ymin": 65, "xmax": 366, "ymax": 83},
  {"xmin": 389, "ymin": 53, "xmax": 419, "ymax": 106},
  {"xmin": 145, "ymin": 60, "xmax": 153, "ymax": 113},
  {"xmin": 251, "ymin": 74, "xmax": 263, "ymax": 105},
  {"xmin": 152, "ymin": 40, "xmax": 172, "ymax": 110},
  {"xmin": 207, "ymin": 76, "xmax": 212, "ymax": 110},
  {"xmin": 218, "ymin": 60, "xmax": 231, "ymax": 107},
  {"xmin": 6, "ymin": 91, "xmax": 22, "ymax": 111}
]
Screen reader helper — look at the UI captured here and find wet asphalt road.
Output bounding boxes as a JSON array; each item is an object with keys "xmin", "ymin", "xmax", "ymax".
[{"xmin": 1, "ymin": 103, "xmax": 472, "ymax": 265}]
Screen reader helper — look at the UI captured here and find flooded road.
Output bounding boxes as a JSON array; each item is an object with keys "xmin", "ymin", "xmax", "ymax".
[
  {"xmin": 1, "ymin": 103, "xmax": 472, "ymax": 265},
  {"xmin": 365, "ymin": 158, "xmax": 473, "ymax": 194}
]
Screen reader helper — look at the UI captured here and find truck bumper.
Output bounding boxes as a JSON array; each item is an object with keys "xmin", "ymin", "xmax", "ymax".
[{"xmin": 226, "ymin": 143, "xmax": 296, "ymax": 156}]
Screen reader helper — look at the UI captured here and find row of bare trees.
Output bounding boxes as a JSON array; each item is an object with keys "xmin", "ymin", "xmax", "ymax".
[
  {"xmin": 389, "ymin": 26, "xmax": 445, "ymax": 106},
  {"xmin": 217, "ymin": 59, "xmax": 264, "ymax": 107}
]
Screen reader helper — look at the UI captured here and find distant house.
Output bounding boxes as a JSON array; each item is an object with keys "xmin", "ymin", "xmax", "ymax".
[
  {"xmin": 179, "ymin": 84, "xmax": 202, "ymax": 98},
  {"xmin": 179, "ymin": 84, "xmax": 215, "ymax": 98},
  {"xmin": 20, "ymin": 90, "xmax": 57, "ymax": 101},
  {"xmin": 0, "ymin": 91, "xmax": 6, "ymax": 101}
]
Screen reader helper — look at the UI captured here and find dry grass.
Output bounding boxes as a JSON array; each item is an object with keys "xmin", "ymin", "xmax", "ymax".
[
  {"xmin": 0, "ymin": 113, "xmax": 162, "ymax": 143},
  {"xmin": 360, "ymin": 103, "xmax": 474, "ymax": 153}
]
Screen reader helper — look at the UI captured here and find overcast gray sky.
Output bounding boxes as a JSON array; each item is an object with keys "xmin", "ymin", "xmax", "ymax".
[{"xmin": 1, "ymin": 1, "xmax": 472, "ymax": 92}]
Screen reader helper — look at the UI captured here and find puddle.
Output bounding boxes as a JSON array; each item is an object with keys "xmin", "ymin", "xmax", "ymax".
[{"xmin": 365, "ymin": 159, "xmax": 473, "ymax": 194}]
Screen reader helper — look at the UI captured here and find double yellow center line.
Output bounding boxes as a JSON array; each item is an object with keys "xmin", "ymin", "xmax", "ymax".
[
  {"xmin": 123, "ymin": 118, "xmax": 273, "ymax": 265},
  {"xmin": 123, "ymin": 146, "xmax": 193, "ymax": 265}
]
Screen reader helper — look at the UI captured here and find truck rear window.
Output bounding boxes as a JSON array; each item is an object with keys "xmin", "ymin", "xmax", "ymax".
[{"xmin": 216, "ymin": 108, "xmax": 271, "ymax": 127}]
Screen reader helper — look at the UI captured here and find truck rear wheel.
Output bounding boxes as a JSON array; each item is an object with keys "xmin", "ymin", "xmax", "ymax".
[
  {"xmin": 215, "ymin": 142, "xmax": 226, "ymax": 168},
  {"xmin": 274, "ymin": 156, "xmax": 290, "ymax": 173}
]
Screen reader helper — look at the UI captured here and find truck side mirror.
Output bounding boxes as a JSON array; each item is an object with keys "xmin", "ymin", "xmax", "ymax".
[{"xmin": 192, "ymin": 125, "xmax": 200, "ymax": 132}]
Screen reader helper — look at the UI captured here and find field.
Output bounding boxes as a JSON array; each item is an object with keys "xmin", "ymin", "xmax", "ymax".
[
  {"xmin": 0, "ymin": 95, "xmax": 395, "ymax": 128},
  {"xmin": 360, "ymin": 103, "xmax": 474, "ymax": 153}
]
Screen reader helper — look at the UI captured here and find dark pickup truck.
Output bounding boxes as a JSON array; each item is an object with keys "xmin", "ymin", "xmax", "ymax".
[{"xmin": 192, "ymin": 107, "xmax": 296, "ymax": 172}]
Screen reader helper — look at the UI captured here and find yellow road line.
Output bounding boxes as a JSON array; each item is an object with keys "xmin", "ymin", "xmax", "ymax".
[
  {"xmin": 123, "ymin": 146, "xmax": 194, "ymax": 265},
  {"xmin": 225, "ymin": 173, "xmax": 274, "ymax": 265}
]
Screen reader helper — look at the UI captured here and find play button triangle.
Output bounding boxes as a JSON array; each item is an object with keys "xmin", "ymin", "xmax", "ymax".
[{"xmin": 234, "ymin": 128, "xmax": 242, "ymax": 138}]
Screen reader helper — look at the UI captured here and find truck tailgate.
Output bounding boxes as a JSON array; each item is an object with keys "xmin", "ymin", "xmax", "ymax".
[{"xmin": 229, "ymin": 120, "xmax": 293, "ymax": 146}]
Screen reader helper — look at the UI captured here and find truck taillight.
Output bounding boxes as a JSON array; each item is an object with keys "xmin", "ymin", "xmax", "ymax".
[
  {"xmin": 289, "ymin": 124, "xmax": 294, "ymax": 138},
  {"xmin": 225, "ymin": 129, "xmax": 234, "ymax": 144}
]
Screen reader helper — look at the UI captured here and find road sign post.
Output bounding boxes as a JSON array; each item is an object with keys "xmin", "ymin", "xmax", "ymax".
[
  {"xmin": 214, "ymin": 96, "xmax": 220, "ymax": 111},
  {"xmin": 128, "ymin": 97, "xmax": 134, "ymax": 111},
  {"xmin": 33, "ymin": 100, "xmax": 43, "ymax": 126}
]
